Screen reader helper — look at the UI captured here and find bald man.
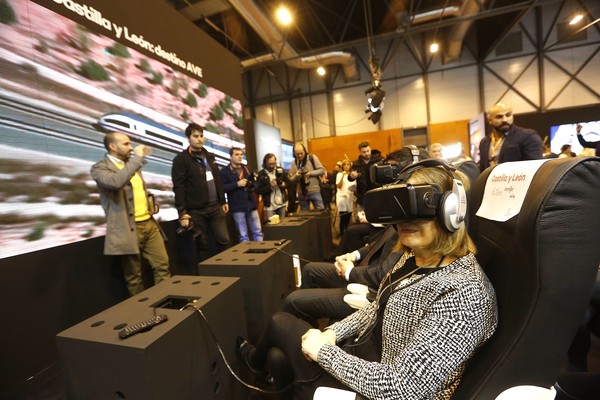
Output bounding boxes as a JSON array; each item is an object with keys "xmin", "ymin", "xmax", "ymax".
[
  {"xmin": 478, "ymin": 103, "xmax": 543, "ymax": 171},
  {"xmin": 91, "ymin": 132, "xmax": 170, "ymax": 295}
]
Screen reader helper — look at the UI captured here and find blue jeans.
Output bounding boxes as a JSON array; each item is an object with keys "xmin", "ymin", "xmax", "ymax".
[
  {"xmin": 298, "ymin": 191, "xmax": 324, "ymax": 211},
  {"xmin": 232, "ymin": 210, "xmax": 264, "ymax": 242}
]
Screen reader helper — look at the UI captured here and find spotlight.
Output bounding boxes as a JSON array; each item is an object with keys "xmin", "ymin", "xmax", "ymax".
[
  {"xmin": 316, "ymin": 66, "xmax": 326, "ymax": 76},
  {"xmin": 365, "ymin": 85, "xmax": 385, "ymax": 124},
  {"xmin": 430, "ymin": 42, "xmax": 439, "ymax": 53},
  {"xmin": 368, "ymin": 110, "xmax": 381, "ymax": 124}
]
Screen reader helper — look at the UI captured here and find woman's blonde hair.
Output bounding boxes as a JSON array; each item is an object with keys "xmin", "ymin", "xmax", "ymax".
[{"xmin": 394, "ymin": 166, "xmax": 476, "ymax": 258}]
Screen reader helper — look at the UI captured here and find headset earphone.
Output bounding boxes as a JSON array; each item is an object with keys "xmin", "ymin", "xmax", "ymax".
[
  {"xmin": 399, "ymin": 159, "xmax": 467, "ymax": 232},
  {"xmin": 407, "ymin": 144, "xmax": 420, "ymax": 164}
]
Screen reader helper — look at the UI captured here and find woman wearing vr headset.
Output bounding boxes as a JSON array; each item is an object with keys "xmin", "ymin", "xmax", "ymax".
[{"xmin": 237, "ymin": 162, "xmax": 498, "ymax": 400}]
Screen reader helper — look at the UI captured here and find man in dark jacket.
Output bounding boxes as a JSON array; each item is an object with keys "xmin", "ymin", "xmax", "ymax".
[
  {"xmin": 171, "ymin": 123, "xmax": 230, "ymax": 262},
  {"xmin": 220, "ymin": 148, "xmax": 263, "ymax": 242},
  {"xmin": 576, "ymin": 123, "xmax": 600, "ymax": 156},
  {"xmin": 255, "ymin": 153, "xmax": 288, "ymax": 222},
  {"xmin": 347, "ymin": 142, "xmax": 383, "ymax": 211},
  {"xmin": 282, "ymin": 226, "xmax": 400, "ymax": 324},
  {"xmin": 478, "ymin": 103, "xmax": 543, "ymax": 171}
]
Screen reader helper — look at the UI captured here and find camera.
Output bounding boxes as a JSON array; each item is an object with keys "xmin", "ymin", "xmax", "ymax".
[
  {"xmin": 275, "ymin": 166, "xmax": 285, "ymax": 184},
  {"xmin": 300, "ymin": 167, "xmax": 310, "ymax": 185},
  {"xmin": 370, "ymin": 162, "xmax": 403, "ymax": 185},
  {"xmin": 245, "ymin": 172, "xmax": 257, "ymax": 192},
  {"xmin": 176, "ymin": 221, "xmax": 194, "ymax": 235}
]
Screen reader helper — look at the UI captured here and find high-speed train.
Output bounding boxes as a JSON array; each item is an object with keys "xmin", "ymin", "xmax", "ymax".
[{"xmin": 97, "ymin": 112, "xmax": 244, "ymax": 164}]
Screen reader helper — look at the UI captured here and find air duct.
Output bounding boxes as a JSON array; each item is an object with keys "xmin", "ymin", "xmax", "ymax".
[
  {"xmin": 229, "ymin": 0, "xmax": 359, "ymax": 82},
  {"xmin": 396, "ymin": 0, "xmax": 484, "ymax": 65},
  {"xmin": 443, "ymin": 0, "xmax": 484, "ymax": 64}
]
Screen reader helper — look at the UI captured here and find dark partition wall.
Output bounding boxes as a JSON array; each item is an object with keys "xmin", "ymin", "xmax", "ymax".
[{"xmin": 0, "ymin": 0, "xmax": 241, "ymax": 395}]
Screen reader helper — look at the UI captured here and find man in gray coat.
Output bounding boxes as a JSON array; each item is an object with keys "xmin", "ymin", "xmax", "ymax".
[{"xmin": 91, "ymin": 132, "xmax": 170, "ymax": 295}]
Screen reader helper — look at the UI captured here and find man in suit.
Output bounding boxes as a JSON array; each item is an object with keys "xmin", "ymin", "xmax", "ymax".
[
  {"xmin": 478, "ymin": 103, "xmax": 542, "ymax": 171},
  {"xmin": 282, "ymin": 225, "xmax": 401, "ymax": 325},
  {"xmin": 91, "ymin": 132, "xmax": 170, "ymax": 295}
]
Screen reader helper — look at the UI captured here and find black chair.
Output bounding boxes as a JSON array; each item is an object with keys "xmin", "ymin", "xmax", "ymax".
[
  {"xmin": 314, "ymin": 157, "xmax": 600, "ymax": 400},
  {"xmin": 453, "ymin": 157, "xmax": 600, "ymax": 399}
]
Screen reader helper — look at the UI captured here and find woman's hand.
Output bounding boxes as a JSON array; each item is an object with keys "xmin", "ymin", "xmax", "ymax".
[{"xmin": 301, "ymin": 329, "xmax": 336, "ymax": 362}]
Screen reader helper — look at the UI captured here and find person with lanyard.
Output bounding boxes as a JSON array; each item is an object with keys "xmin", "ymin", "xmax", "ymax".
[
  {"xmin": 477, "ymin": 103, "xmax": 542, "ymax": 171},
  {"xmin": 219, "ymin": 147, "xmax": 263, "ymax": 242},
  {"xmin": 236, "ymin": 163, "xmax": 498, "ymax": 400},
  {"xmin": 288, "ymin": 142, "xmax": 326, "ymax": 211},
  {"xmin": 91, "ymin": 132, "xmax": 170, "ymax": 296},
  {"xmin": 171, "ymin": 123, "xmax": 230, "ymax": 262},
  {"xmin": 347, "ymin": 141, "xmax": 383, "ymax": 212},
  {"xmin": 255, "ymin": 153, "xmax": 289, "ymax": 223}
]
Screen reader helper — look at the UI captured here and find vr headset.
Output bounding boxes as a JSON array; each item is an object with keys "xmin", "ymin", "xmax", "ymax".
[
  {"xmin": 363, "ymin": 159, "xmax": 467, "ymax": 232},
  {"xmin": 364, "ymin": 183, "xmax": 440, "ymax": 221}
]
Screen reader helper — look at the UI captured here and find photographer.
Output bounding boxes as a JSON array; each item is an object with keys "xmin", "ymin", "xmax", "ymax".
[
  {"xmin": 220, "ymin": 148, "xmax": 263, "ymax": 242},
  {"xmin": 289, "ymin": 142, "xmax": 326, "ymax": 211},
  {"xmin": 348, "ymin": 142, "xmax": 382, "ymax": 212},
  {"xmin": 256, "ymin": 153, "xmax": 288, "ymax": 222}
]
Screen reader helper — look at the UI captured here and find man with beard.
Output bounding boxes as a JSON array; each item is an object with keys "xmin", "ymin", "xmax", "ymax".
[
  {"xmin": 289, "ymin": 143, "xmax": 326, "ymax": 211},
  {"xmin": 171, "ymin": 123, "xmax": 230, "ymax": 262},
  {"xmin": 348, "ymin": 141, "xmax": 382, "ymax": 211},
  {"xmin": 478, "ymin": 103, "xmax": 542, "ymax": 171},
  {"xmin": 91, "ymin": 132, "xmax": 170, "ymax": 295}
]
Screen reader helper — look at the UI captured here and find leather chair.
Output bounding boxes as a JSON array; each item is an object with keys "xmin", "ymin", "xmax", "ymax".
[
  {"xmin": 314, "ymin": 157, "xmax": 600, "ymax": 400},
  {"xmin": 453, "ymin": 157, "xmax": 600, "ymax": 399}
]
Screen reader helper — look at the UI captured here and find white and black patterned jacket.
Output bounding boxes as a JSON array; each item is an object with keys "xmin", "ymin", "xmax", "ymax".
[{"xmin": 318, "ymin": 253, "xmax": 498, "ymax": 400}]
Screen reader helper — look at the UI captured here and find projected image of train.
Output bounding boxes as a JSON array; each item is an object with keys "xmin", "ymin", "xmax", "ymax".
[{"xmin": 96, "ymin": 112, "xmax": 244, "ymax": 164}]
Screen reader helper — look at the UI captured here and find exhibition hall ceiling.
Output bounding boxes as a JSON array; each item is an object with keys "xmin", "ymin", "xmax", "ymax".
[{"xmin": 166, "ymin": 0, "xmax": 548, "ymax": 70}]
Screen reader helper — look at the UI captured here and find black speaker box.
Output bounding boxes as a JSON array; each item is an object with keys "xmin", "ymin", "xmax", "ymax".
[
  {"xmin": 293, "ymin": 210, "xmax": 333, "ymax": 260},
  {"xmin": 56, "ymin": 276, "xmax": 248, "ymax": 400},
  {"xmin": 197, "ymin": 241, "xmax": 296, "ymax": 342},
  {"xmin": 263, "ymin": 216, "xmax": 318, "ymax": 263}
]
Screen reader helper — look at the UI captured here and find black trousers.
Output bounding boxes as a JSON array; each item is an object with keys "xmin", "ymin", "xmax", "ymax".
[
  {"xmin": 250, "ymin": 312, "xmax": 352, "ymax": 400},
  {"xmin": 283, "ymin": 262, "xmax": 354, "ymax": 325}
]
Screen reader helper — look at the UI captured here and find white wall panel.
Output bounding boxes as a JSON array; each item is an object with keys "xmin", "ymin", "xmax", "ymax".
[
  {"xmin": 333, "ymin": 86, "xmax": 378, "ymax": 135},
  {"xmin": 543, "ymin": 61, "xmax": 572, "ymax": 101},
  {"xmin": 389, "ymin": 76, "xmax": 428, "ymax": 128},
  {"xmin": 483, "ymin": 56, "xmax": 540, "ymax": 113},
  {"xmin": 429, "ymin": 66, "xmax": 479, "ymax": 123},
  {"xmin": 547, "ymin": 45, "xmax": 599, "ymax": 75},
  {"xmin": 255, "ymin": 101, "xmax": 292, "ymax": 140},
  {"xmin": 550, "ymin": 81, "xmax": 600, "ymax": 109},
  {"xmin": 302, "ymin": 94, "xmax": 331, "ymax": 139}
]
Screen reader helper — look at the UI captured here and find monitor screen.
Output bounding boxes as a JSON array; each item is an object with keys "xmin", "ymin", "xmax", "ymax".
[
  {"xmin": 0, "ymin": 0, "xmax": 244, "ymax": 259},
  {"xmin": 281, "ymin": 140, "xmax": 295, "ymax": 170},
  {"xmin": 550, "ymin": 120, "xmax": 600, "ymax": 155},
  {"xmin": 468, "ymin": 112, "xmax": 486, "ymax": 164}
]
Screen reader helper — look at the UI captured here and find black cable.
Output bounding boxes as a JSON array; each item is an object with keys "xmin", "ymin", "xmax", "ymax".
[
  {"xmin": 181, "ymin": 304, "xmax": 326, "ymax": 394},
  {"xmin": 273, "ymin": 246, "xmax": 315, "ymax": 264}
]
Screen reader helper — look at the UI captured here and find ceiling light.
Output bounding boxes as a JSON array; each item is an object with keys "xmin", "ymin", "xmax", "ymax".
[
  {"xmin": 276, "ymin": 6, "xmax": 293, "ymax": 26},
  {"xmin": 569, "ymin": 14, "xmax": 584, "ymax": 25},
  {"xmin": 316, "ymin": 66, "xmax": 326, "ymax": 76},
  {"xmin": 430, "ymin": 42, "xmax": 439, "ymax": 53}
]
